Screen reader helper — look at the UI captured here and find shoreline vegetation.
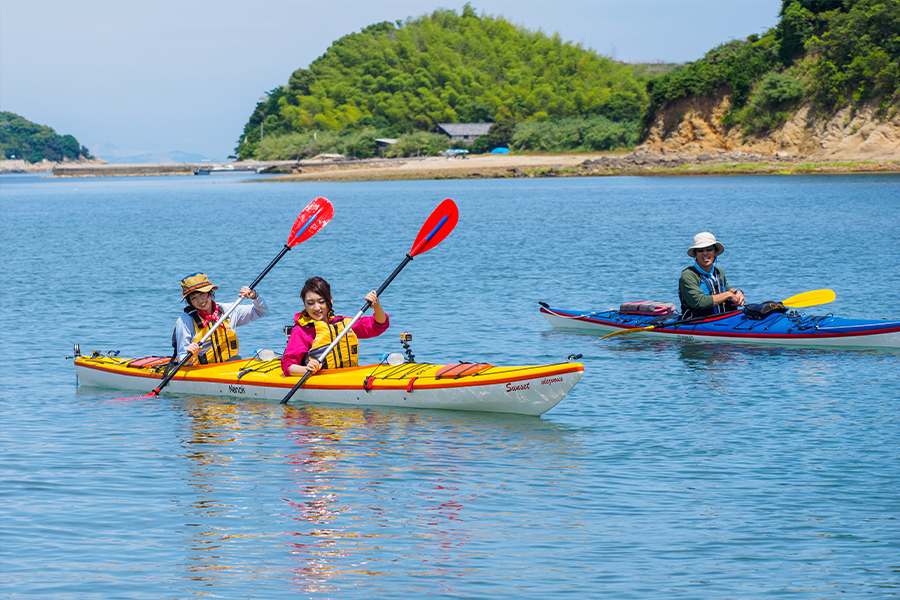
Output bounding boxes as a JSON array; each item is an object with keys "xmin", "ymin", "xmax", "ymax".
[{"xmin": 0, "ymin": 112, "xmax": 93, "ymax": 164}]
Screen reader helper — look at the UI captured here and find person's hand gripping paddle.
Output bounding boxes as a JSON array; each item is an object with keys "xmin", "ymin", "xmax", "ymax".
[
  {"xmin": 600, "ymin": 288, "xmax": 836, "ymax": 340},
  {"xmin": 116, "ymin": 197, "xmax": 335, "ymax": 401},
  {"xmin": 280, "ymin": 198, "xmax": 459, "ymax": 405}
]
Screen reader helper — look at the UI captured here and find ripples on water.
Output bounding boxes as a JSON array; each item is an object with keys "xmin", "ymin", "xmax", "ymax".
[{"xmin": 1, "ymin": 173, "xmax": 898, "ymax": 598}]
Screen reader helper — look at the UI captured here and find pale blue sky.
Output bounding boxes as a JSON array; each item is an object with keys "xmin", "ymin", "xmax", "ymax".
[{"xmin": 0, "ymin": 0, "xmax": 782, "ymax": 160}]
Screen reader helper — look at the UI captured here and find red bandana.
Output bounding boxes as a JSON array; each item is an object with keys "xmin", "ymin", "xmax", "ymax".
[{"xmin": 197, "ymin": 303, "xmax": 220, "ymax": 327}]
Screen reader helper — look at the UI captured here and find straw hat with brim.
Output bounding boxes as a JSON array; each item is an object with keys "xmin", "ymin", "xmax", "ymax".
[
  {"xmin": 181, "ymin": 272, "xmax": 218, "ymax": 300},
  {"xmin": 687, "ymin": 232, "xmax": 725, "ymax": 258}
]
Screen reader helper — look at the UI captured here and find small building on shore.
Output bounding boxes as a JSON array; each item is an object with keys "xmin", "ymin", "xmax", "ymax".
[{"xmin": 434, "ymin": 123, "xmax": 492, "ymax": 143}]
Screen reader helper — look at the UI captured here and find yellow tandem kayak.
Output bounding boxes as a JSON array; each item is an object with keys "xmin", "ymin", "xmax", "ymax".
[{"xmin": 74, "ymin": 352, "xmax": 584, "ymax": 416}]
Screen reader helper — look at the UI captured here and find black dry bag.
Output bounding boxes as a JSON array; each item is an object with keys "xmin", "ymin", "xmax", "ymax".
[{"xmin": 743, "ymin": 301, "xmax": 788, "ymax": 320}]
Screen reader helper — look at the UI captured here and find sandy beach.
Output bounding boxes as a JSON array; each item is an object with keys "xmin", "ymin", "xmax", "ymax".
[
  {"xmin": 270, "ymin": 153, "xmax": 606, "ymax": 182},
  {"xmin": 269, "ymin": 152, "xmax": 900, "ymax": 182}
]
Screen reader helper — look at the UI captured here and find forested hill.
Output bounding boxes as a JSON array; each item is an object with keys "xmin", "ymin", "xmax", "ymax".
[
  {"xmin": 235, "ymin": 4, "xmax": 652, "ymax": 159},
  {"xmin": 0, "ymin": 112, "xmax": 92, "ymax": 163},
  {"xmin": 640, "ymin": 0, "xmax": 900, "ymax": 158}
]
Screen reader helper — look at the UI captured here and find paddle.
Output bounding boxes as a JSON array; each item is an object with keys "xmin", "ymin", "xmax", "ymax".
[
  {"xmin": 280, "ymin": 198, "xmax": 459, "ymax": 405},
  {"xmin": 131, "ymin": 197, "xmax": 334, "ymax": 400},
  {"xmin": 782, "ymin": 288, "xmax": 835, "ymax": 308},
  {"xmin": 600, "ymin": 288, "xmax": 836, "ymax": 340}
]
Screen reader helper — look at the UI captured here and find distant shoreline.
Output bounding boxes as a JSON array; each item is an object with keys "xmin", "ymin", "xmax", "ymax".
[
  {"xmin": 3, "ymin": 154, "xmax": 897, "ymax": 180},
  {"xmin": 267, "ymin": 153, "xmax": 900, "ymax": 182},
  {"xmin": 0, "ymin": 158, "xmax": 108, "ymax": 174}
]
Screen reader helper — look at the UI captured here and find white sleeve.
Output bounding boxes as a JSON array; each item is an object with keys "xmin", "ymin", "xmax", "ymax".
[
  {"xmin": 222, "ymin": 295, "xmax": 268, "ymax": 328},
  {"xmin": 174, "ymin": 314, "xmax": 195, "ymax": 361}
]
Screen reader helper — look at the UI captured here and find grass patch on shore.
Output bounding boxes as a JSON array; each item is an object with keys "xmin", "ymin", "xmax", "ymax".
[
  {"xmin": 642, "ymin": 162, "xmax": 776, "ymax": 174},
  {"xmin": 707, "ymin": 162, "xmax": 773, "ymax": 172}
]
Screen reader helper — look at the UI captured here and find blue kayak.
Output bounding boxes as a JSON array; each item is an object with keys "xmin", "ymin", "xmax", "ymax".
[{"xmin": 540, "ymin": 304, "xmax": 900, "ymax": 349}]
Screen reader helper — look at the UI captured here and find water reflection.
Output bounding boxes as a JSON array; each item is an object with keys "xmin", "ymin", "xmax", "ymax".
[
  {"xmin": 172, "ymin": 397, "xmax": 272, "ymax": 586},
  {"xmin": 675, "ymin": 341, "xmax": 764, "ymax": 368},
  {"xmin": 277, "ymin": 404, "xmax": 578, "ymax": 593},
  {"xmin": 541, "ymin": 328, "xmax": 871, "ymax": 399},
  {"xmin": 164, "ymin": 397, "xmax": 582, "ymax": 594},
  {"xmin": 280, "ymin": 406, "xmax": 379, "ymax": 593}
]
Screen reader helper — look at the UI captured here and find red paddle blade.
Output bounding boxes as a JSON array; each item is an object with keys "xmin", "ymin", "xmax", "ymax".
[
  {"xmin": 409, "ymin": 199, "xmax": 458, "ymax": 256},
  {"xmin": 287, "ymin": 197, "xmax": 334, "ymax": 248}
]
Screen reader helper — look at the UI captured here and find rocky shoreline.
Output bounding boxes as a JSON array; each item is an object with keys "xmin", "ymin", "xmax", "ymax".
[{"xmin": 572, "ymin": 151, "xmax": 899, "ymax": 177}]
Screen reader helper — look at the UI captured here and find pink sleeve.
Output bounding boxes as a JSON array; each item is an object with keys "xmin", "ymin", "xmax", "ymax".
[
  {"xmin": 350, "ymin": 313, "xmax": 390, "ymax": 338},
  {"xmin": 281, "ymin": 324, "xmax": 314, "ymax": 376}
]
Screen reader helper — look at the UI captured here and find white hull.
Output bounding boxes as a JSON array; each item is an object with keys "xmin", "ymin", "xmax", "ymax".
[{"xmin": 75, "ymin": 363, "xmax": 583, "ymax": 416}]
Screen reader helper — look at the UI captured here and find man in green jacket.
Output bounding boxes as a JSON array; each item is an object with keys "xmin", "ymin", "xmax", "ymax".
[{"xmin": 678, "ymin": 232, "xmax": 744, "ymax": 318}]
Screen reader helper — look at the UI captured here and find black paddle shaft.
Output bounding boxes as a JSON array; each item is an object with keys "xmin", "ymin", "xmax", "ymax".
[
  {"xmin": 345, "ymin": 254, "xmax": 413, "ymax": 324},
  {"xmin": 280, "ymin": 254, "xmax": 413, "ymax": 405},
  {"xmin": 248, "ymin": 244, "xmax": 291, "ymax": 289},
  {"xmin": 373, "ymin": 254, "xmax": 412, "ymax": 298},
  {"xmin": 151, "ymin": 350, "xmax": 195, "ymax": 395}
]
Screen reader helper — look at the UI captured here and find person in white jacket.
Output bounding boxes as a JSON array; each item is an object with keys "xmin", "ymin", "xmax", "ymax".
[{"xmin": 174, "ymin": 272, "xmax": 268, "ymax": 364}]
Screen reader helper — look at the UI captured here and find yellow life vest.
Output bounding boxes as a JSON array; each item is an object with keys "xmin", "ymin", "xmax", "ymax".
[
  {"xmin": 186, "ymin": 306, "xmax": 239, "ymax": 364},
  {"xmin": 296, "ymin": 312, "xmax": 359, "ymax": 369}
]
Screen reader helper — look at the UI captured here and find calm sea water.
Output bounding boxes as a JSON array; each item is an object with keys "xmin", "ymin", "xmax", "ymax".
[{"xmin": 1, "ymin": 172, "xmax": 898, "ymax": 598}]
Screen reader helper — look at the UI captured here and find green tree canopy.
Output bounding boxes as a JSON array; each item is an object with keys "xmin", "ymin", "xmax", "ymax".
[
  {"xmin": 645, "ymin": 0, "xmax": 900, "ymax": 134},
  {"xmin": 0, "ymin": 112, "xmax": 92, "ymax": 163},
  {"xmin": 235, "ymin": 4, "xmax": 648, "ymax": 158}
]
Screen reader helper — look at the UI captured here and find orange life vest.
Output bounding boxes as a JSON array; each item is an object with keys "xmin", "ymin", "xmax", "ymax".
[
  {"xmin": 185, "ymin": 305, "xmax": 239, "ymax": 364},
  {"xmin": 296, "ymin": 312, "xmax": 359, "ymax": 369}
]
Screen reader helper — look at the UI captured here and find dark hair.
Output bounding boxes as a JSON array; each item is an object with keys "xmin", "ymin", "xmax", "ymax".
[{"xmin": 301, "ymin": 277, "xmax": 333, "ymax": 314}]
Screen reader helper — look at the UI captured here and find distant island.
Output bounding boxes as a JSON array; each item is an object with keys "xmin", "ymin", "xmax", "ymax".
[
  {"xmin": 238, "ymin": 0, "xmax": 899, "ymax": 163},
  {"xmin": 0, "ymin": 112, "xmax": 93, "ymax": 163},
  {"xmin": 235, "ymin": 3, "xmax": 667, "ymax": 161}
]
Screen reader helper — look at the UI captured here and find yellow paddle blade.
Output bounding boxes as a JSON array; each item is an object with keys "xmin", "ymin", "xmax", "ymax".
[
  {"xmin": 600, "ymin": 325, "xmax": 656, "ymax": 340},
  {"xmin": 782, "ymin": 289, "xmax": 836, "ymax": 308}
]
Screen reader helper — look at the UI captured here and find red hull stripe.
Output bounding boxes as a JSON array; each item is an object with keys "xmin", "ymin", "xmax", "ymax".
[
  {"xmin": 540, "ymin": 308, "xmax": 900, "ymax": 339},
  {"xmin": 76, "ymin": 361, "xmax": 584, "ymax": 391}
]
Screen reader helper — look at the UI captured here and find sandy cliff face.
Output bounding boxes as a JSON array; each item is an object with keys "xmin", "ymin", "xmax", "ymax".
[{"xmin": 638, "ymin": 92, "xmax": 900, "ymax": 160}]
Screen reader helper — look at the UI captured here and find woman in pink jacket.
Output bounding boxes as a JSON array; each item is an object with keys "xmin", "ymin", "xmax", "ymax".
[{"xmin": 281, "ymin": 276, "xmax": 389, "ymax": 377}]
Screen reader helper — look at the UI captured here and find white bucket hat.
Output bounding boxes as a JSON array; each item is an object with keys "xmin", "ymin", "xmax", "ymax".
[{"xmin": 687, "ymin": 232, "xmax": 725, "ymax": 257}]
